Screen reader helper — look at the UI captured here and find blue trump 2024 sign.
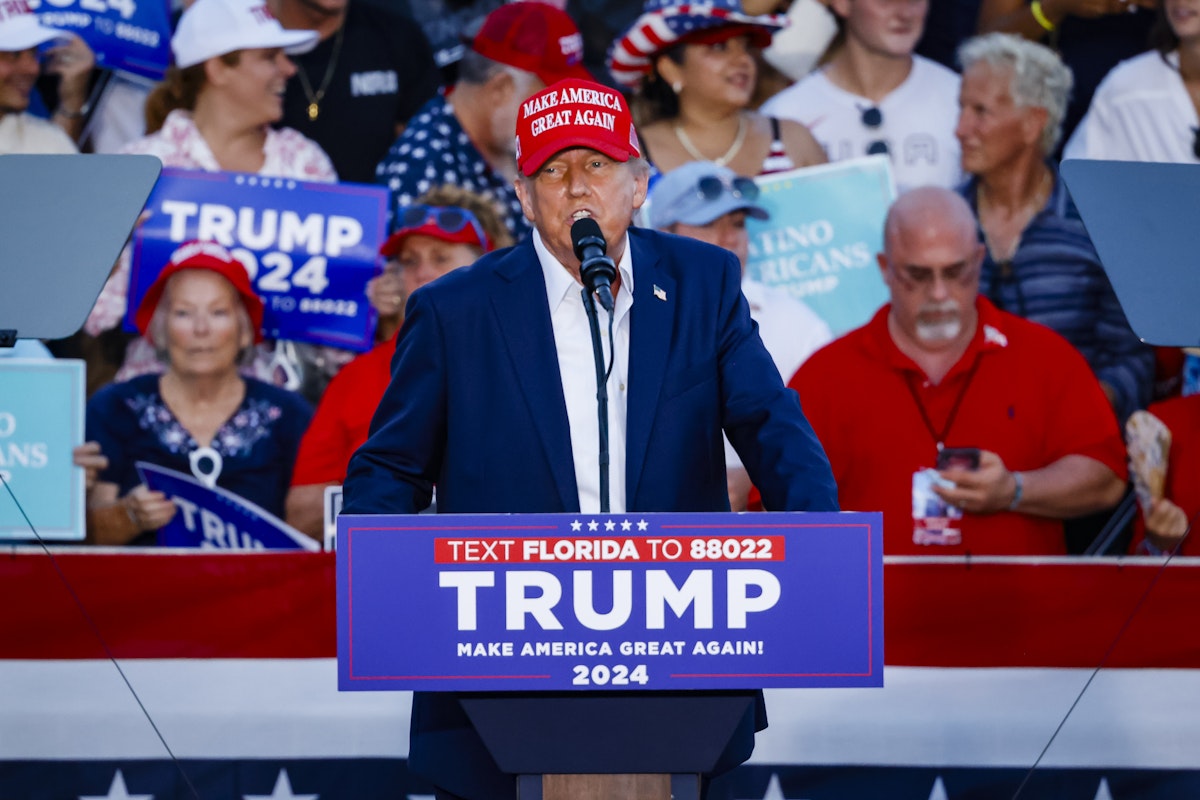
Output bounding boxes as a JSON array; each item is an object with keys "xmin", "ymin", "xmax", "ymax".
[
  {"xmin": 128, "ymin": 168, "xmax": 388, "ymax": 352},
  {"xmin": 337, "ymin": 512, "xmax": 883, "ymax": 692},
  {"xmin": 35, "ymin": 0, "xmax": 172, "ymax": 80}
]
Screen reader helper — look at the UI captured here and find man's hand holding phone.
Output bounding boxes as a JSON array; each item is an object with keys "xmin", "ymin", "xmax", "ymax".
[{"xmin": 933, "ymin": 448, "xmax": 1023, "ymax": 515}]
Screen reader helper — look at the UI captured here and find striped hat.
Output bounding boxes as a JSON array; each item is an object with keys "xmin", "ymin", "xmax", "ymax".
[{"xmin": 607, "ymin": 0, "xmax": 787, "ymax": 89}]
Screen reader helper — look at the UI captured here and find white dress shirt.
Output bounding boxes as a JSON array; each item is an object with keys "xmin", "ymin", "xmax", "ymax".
[{"xmin": 533, "ymin": 228, "xmax": 633, "ymax": 513}]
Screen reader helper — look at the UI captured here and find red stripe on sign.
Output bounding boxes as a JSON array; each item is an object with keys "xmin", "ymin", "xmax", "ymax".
[{"xmin": 3, "ymin": 551, "xmax": 1200, "ymax": 668}]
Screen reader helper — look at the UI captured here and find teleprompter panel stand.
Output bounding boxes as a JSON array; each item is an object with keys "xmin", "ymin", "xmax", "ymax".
[{"xmin": 0, "ymin": 154, "xmax": 161, "ymax": 343}]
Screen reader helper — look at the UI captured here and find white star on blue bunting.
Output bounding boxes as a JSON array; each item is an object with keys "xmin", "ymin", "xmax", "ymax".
[
  {"xmin": 79, "ymin": 770, "xmax": 154, "ymax": 800},
  {"xmin": 242, "ymin": 769, "xmax": 318, "ymax": 800}
]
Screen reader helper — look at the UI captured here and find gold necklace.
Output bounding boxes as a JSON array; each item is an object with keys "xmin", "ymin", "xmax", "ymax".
[
  {"xmin": 673, "ymin": 114, "xmax": 747, "ymax": 167},
  {"xmin": 294, "ymin": 22, "xmax": 346, "ymax": 121}
]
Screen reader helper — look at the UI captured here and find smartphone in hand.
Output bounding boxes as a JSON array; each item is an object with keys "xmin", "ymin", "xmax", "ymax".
[{"xmin": 937, "ymin": 447, "xmax": 981, "ymax": 471}]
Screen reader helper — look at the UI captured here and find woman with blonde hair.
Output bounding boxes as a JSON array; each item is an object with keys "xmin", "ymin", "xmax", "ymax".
[{"xmin": 86, "ymin": 241, "xmax": 312, "ymax": 546}]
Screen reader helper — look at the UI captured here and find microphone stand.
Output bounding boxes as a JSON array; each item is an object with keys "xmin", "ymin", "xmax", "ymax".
[{"xmin": 581, "ymin": 287, "xmax": 610, "ymax": 513}]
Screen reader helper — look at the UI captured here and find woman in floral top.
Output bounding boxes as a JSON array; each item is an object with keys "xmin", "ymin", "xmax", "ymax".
[
  {"xmin": 85, "ymin": 242, "xmax": 312, "ymax": 546},
  {"xmin": 83, "ymin": 0, "xmax": 341, "ymax": 401}
]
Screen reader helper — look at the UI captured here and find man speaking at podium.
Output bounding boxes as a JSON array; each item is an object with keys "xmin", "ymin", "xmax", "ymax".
[{"xmin": 344, "ymin": 77, "xmax": 838, "ymax": 800}]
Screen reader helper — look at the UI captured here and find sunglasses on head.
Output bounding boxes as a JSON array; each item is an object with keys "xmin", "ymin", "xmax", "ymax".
[
  {"xmin": 399, "ymin": 204, "xmax": 488, "ymax": 247},
  {"xmin": 860, "ymin": 106, "xmax": 889, "ymax": 156},
  {"xmin": 695, "ymin": 174, "xmax": 760, "ymax": 202}
]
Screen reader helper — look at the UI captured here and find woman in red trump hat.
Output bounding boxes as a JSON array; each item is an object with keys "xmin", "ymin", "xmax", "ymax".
[
  {"xmin": 84, "ymin": 241, "xmax": 313, "ymax": 546},
  {"xmin": 285, "ymin": 186, "xmax": 511, "ymax": 539},
  {"xmin": 608, "ymin": 0, "xmax": 826, "ymax": 176}
]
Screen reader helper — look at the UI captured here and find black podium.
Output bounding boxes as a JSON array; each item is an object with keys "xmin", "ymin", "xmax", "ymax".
[{"xmin": 461, "ymin": 692, "xmax": 757, "ymax": 799}]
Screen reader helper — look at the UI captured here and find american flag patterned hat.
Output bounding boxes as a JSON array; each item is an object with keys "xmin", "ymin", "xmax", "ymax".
[{"xmin": 607, "ymin": 0, "xmax": 788, "ymax": 88}]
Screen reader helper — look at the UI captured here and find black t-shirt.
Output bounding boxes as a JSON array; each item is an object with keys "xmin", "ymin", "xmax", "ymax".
[
  {"xmin": 280, "ymin": 1, "xmax": 441, "ymax": 183},
  {"xmin": 390, "ymin": 0, "xmax": 503, "ymax": 85}
]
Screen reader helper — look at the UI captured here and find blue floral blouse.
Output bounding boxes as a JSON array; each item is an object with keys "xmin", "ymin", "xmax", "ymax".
[{"xmin": 86, "ymin": 374, "xmax": 313, "ymax": 544}]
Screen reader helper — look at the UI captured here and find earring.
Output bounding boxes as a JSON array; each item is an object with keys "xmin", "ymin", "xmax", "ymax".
[{"xmin": 672, "ymin": 81, "xmax": 682, "ymax": 94}]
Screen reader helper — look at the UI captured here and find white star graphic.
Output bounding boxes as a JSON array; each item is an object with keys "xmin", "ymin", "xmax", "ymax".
[
  {"xmin": 604, "ymin": 520, "xmax": 616, "ymax": 531},
  {"xmin": 243, "ymin": 769, "xmax": 318, "ymax": 800},
  {"xmin": 1093, "ymin": 777, "xmax": 1114, "ymax": 800},
  {"xmin": 735, "ymin": 772, "xmax": 812, "ymax": 800},
  {"xmin": 587, "ymin": 520, "xmax": 599, "ymax": 531},
  {"xmin": 637, "ymin": 519, "xmax": 648, "ymax": 531},
  {"xmin": 621, "ymin": 520, "xmax": 632, "ymax": 531},
  {"xmin": 570, "ymin": 520, "xmax": 582, "ymax": 531},
  {"xmin": 927, "ymin": 776, "xmax": 948, "ymax": 800},
  {"xmin": 406, "ymin": 795, "xmax": 436, "ymax": 800},
  {"xmin": 80, "ymin": 770, "xmax": 154, "ymax": 800}
]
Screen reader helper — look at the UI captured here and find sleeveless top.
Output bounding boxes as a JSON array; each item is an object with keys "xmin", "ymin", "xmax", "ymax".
[{"xmin": 760, "ymin": 116, "xmax": 796, "ymax": 174}]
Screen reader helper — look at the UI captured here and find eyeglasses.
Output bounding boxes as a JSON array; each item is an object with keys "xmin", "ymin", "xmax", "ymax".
[
  {"xmin": 398, "ymin": 204, "xmax": 489, "ymax": 248},
  {"xmin": 861, "ymin": 106, "xmax": 889, "ymax": 156},
  {"xmin": 695, "ymin": 174, "xmax": 760, "ymax": 203}
]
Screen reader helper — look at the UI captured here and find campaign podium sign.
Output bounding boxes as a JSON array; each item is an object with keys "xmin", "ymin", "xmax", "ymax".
[
  {"xmin": 127, "ymin": 168, "xmax": 389, "ymax": 352},
  {"xmin": 0, "ymin": 359, "xmax": 85, "ymax": 541},
  {"xmin": 137, "ymin": 462, "xmax": 317, "ymax": 551},
  {"xmin": 745, "ymin": 156, "xmax": 896, "ymax": 336},
  {"xmin": 337, "ymin": 511, "xmax": 883, "ymax": 692}
]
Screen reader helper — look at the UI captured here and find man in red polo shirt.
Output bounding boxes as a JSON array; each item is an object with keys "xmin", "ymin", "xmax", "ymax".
[{"xmin": 790, "ymin": 186, "xmax": 1127, "ymax": 555}]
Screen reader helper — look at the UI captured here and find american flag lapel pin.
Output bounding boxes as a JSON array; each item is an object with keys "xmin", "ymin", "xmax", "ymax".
[{"xmin": 653, "ymin": 284, "xmax": 667, "ymax": 302}]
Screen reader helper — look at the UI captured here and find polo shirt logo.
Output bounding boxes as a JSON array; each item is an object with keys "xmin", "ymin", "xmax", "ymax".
[{"xmin": 983, "ymin": 325, "xmax": 1008, "ymax": 348}]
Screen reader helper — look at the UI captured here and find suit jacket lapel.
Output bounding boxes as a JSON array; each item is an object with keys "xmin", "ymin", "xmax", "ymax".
[
  {"xmin": 625, "ymin": 232, "xmax": 675, "ymax": 506},
  {"xmin": 490, "ymin": 242, "xmax": 579, "ymax": 511}
]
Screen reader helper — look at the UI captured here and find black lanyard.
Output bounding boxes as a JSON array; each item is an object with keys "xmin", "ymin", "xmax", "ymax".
[{"xmin": 903, "ymin": 360, "xmax": 981, "ymax": 452}]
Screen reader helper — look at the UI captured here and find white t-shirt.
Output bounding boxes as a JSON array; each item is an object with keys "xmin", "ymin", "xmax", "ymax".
[
  {"xmin": 0, "ymin": 112, "xmax": 77, "ymax": 155},
  {"xmin": 1064, "ymin": 50, "xmax": 1197, "ymax": 163},
  {"xmin": 724, "ymin": 278, "xmax": 831, "ymax": 470},
  {"xmin": 761, "ymin": 55, "xmax": 962, "ymax": 193}
]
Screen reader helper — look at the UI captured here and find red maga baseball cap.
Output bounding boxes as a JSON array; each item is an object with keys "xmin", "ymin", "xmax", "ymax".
[
  {"xmin": 471, "ymin": 2, "xmax": 592, "ymax": 87},
  {"xmin": 379, "ymin": 204, "xmax": 494, "ymax": 258},
  {"xmin": 134, "ymin": 240, "xmax": 265, "ymax": 342},
  {"xmin": 515, "ymin": 78, "xmax": 641, "ymax": 177}
]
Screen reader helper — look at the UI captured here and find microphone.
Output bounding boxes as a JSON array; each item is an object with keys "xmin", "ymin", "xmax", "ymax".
[{"xmin": 571, "ymin": 217, "xmax": 616, "ymax": 313}]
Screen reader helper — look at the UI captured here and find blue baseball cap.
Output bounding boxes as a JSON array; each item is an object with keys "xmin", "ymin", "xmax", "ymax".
[{"xmin": 647, "ymin": 161, "xmax": 769, "ymax": 230}]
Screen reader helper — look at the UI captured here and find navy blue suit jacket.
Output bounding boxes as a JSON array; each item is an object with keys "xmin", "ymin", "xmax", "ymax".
[{"xmin": 343, "ymin": 227, "xmax": 838, "ymax": 798}]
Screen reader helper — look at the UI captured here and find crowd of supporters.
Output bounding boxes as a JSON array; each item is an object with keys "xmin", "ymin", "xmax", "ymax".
[{"xmin": 2, "ymin": 0, "xmax": 1194, "ymax": 554}]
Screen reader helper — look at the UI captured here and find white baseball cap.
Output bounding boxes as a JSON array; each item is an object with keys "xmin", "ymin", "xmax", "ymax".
[
  {"xmin": 0, "ymin": 0, "xmax": 69, "ymax": 52},
  {"xmin": 172, "ymin": 0, "xmax": 319, "ymax": 69}
]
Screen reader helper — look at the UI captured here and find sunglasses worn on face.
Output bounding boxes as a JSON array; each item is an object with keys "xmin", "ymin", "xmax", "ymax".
[
  {"xmin": 695, "ymin": 174, "xmax": 760, "ymax": 202},
  {"xmin": 399, "ymin": 204, "xmax": 488, "ymax": 246},
  {"xmin": 860, "ymin": 106, "xmax": 889, "ymax": 155}
]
